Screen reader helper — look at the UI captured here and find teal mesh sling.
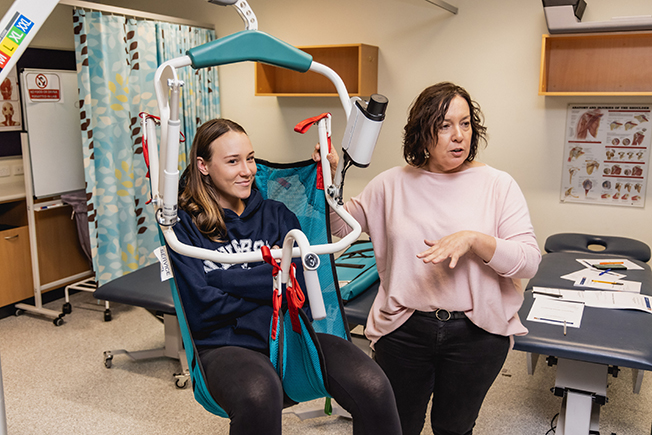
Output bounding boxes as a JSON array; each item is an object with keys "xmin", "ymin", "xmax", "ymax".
[{"xmin": 164, "ymin": 158, "xmax": 350, "ymax": 417}]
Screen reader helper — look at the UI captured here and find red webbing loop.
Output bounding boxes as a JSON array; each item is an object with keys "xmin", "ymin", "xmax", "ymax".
[
  {"xmin": 286, "ymin": 262, "xmax": 305, "ymax": 334},
  {"xmin": 261, "ymin": 245, "xmax": 283, "ymax": 339},
  {"xmin": 315, "ymin": 135, "xmax": 332, "ymax": 191},
  {"xmin": 139, "ymin": 112, "xmax": 157, "ymax": 180},
  {"xmin": 142, "ymin": 139, "xmax": 151, "ymax": 176},
  {"xmin": 139, "ymin": 111, "xmax": 185, "ymax": 188},
  {"xmin": 261, "ymin": 245, "xmax": 282, "ymax": 276},
  {"xmin": 271, "ymin": 289, "xmax": 282, "ymax": 340},
  {"xmin": 294, "ymin": 112, "xmax": 331, "ymax": 134},
  {"xmin": 294, "ymin": 113, "xmax": 332, "ymax": 191}
]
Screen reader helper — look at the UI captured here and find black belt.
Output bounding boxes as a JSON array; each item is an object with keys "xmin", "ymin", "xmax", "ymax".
[{"xmin": 416, "ymin": 309, "xmax": 466, "ymax": 321}]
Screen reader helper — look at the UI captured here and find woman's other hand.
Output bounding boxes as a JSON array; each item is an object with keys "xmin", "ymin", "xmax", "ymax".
[
  {"xmin": 312, "ymin": 143, "xmax": 339, "ymax": 179},
  {"xmin": 416, "ymin": 231, "xmax": 496, "ymax": 268}
]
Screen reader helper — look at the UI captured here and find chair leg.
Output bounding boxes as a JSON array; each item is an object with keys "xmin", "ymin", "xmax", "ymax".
[
  {"xmin": 526, "ymin": 352, "xmax": 539, "ymax": 375},
  {"xmin": 164, "ymin": 314, "xmax": 190, "ymax": 388},
  {"xmin": 103, "ymin": 313, "xmax": 190, "ymax": 388},
  {"xmin": 0, "ymin": 351, "xmax": 8, "ymax": 435},
  {"xmin": 633, "ymin": 368, "xmax": 645, "ymax": 394},
  {"xmin": 163, "ymin": 313, "xmax": 183, "ymax": 359}
]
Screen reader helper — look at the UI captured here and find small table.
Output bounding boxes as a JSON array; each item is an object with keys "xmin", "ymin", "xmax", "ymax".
[{"xmin": 514, "ymin": 252, "xmax": 652, "ymax": 435}]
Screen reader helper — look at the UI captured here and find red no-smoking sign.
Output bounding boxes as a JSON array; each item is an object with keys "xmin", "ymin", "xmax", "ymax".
[
  {"xmin": 26, "ymin": 72, "xmax": 61, "ymax": 102},
  {"xmin": 35, "ymin": 73, "xmax": 47, "ymax": 88}
]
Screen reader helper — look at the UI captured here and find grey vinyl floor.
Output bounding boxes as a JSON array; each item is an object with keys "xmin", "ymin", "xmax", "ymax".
[{"xmin": 0, "ymin": 291, "xmax": 651, "ymax": 435}]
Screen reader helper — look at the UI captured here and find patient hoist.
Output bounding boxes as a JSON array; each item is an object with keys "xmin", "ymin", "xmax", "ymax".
[
  {"xmin": 141, "ymin": 0, "xmax": 388, "ymax": 418},
  {"xmin": 0, "ymin": 0, "xmax": 388, "ymax": 425}
]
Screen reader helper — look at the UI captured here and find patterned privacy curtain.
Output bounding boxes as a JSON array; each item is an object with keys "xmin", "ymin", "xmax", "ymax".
[
  {"xmin": 157, "ymin": 23, "xmax": 221, "ymax": 167},
  {"xmin": 73, "ymin": 9, "xmax": 221, "ymax": 285}
]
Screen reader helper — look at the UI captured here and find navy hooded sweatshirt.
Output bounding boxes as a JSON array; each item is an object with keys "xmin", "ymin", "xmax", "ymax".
[{"xmin": 169, "ymin": 189, "xmax": 307, "ymax": 352}]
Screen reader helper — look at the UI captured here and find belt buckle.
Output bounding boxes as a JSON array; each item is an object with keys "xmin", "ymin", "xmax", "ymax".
[{"xmin": 435, "ymin": 309, "xmax": 451, "ymax": 321}]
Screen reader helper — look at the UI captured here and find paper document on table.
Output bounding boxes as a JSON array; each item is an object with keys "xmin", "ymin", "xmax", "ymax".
[
  {"xmin": 574, "ymin": 276, "xmax": 641, "ymax": 293},
  {"xmin": 583, "ymin": 291, "xmax": 652, "ymax": 313},
  {"xmin": 561, "ymin": 268, "xmax": 625, "ymax": 282},
  {"xmin": 576, "ymin": 258, "xmax": 643, "ymax": 270},
  {"xmin": 532, "ymin": 287, "xmax": 652, "ymax": 314},
  {"xmin": 526, "ymin": 297, "xmax": 584, "ymax": 328}
]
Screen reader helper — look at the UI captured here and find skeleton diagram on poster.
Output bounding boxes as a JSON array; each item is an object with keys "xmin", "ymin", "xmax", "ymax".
[
  {"xmin": 561, "ymin": 104, "xmax": 651, "ymax": 208},
  {"xmin": 0, "ymin": 66, "xmax": 21, "ymax": 131}
]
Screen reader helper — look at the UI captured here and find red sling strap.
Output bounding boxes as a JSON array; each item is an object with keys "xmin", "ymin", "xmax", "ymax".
[{"xmin": 294, "ymin": 113, "xmax": 332, "ymax": 191}]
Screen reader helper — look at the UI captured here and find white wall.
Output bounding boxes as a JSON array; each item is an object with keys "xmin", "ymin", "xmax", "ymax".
[
  {"xmin": 3, "ymin": 0, "xmax": 652, "ymax": 251},
  {"xmin": 215, "ymin": 0, "xmax": 652, "ymax": 252}
]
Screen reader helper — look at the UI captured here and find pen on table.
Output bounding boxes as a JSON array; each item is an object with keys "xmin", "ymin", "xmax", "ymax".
[
  {"xmin": 535, "ymin": 292, "xmax": 563, "ymax": 298},
  {"xmin": 591, "ymin": 279, "xmax": 623, "ymax": 285},
  {"xmin": 564, "ymin": 320, "xmax": 567, "ymax": 336},
  {"xmin": 599, "ymin": 262, "xmax": 624, "ymax": 265},
  {"xmin": 598, "ymin": 269, "xmax": 611, "ymax": 276},
  {"xmin": 533, "ymin": 317, "xmax": 574, "ymax": 325}
]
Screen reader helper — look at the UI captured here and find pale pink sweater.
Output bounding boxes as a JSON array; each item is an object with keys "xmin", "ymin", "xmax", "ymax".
[{"xmin": 332, "ymin": 164, "xmax": 541, "ymax": 346}]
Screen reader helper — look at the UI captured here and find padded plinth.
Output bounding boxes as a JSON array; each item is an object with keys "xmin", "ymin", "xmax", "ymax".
[
  {"xmin": 514, "ymin": 251, "xmax": 652, "ymax": 371},
  {"xmin": 544, "ymin": 233, "xmax": 651, "ymax": 262},
  {"xmin": 93, "ymin": 263, "xmax": 175, "ymax": 315},
  {"xmin": 343, "ymin": 280, "xmax": 379, "ymax": 327}
]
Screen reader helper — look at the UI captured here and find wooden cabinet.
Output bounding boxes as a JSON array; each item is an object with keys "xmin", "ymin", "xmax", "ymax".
[
  {"xmin": 0, "ymin": 196, "xmax": 90, "ymax": 309},
  {"xmin": 255, "ymin": 44, "xmax": 378, "ymax": 97},
  {"xmin": 0, "ymin": 199, "xmax": 33, "ymax": 307},
  {"xmin": 539, "ymin": 32, "xmax": 652, "ymax": 96},
  {"xmin": 32, "ymin": 201, "xmax": 90, "ymax": 286}
]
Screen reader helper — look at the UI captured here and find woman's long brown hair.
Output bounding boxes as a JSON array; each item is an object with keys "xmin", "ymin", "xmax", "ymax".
[{"xmin": 178, "ymin": 118, "xmax": 247, "ymax": 241}]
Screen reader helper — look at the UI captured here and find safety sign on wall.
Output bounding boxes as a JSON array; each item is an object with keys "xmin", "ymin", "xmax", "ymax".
[
  {"xmin": 561, "ymin": 104, "xmax": 651, "ymax": 208},
  {"xmin": 25, "ymin": 71, "xmax": 61, "ymax": 102}
]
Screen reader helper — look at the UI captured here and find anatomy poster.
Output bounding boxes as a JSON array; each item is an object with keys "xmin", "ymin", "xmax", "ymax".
[
  {"xmin": 0, "ymin": 66, "xmax": 21, "ymax": 131},
  {"xmin": 561, "ymin": 104, "xmax": 651, "ymax": 208}
]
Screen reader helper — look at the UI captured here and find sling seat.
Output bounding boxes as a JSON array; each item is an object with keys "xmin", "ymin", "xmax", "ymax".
[
  {"xmin": 92, "ymin": 159, "xmax": 348, "ymax": 418},
  {"xmin": 169, "ymin": 159, "xmax": 350, "ymax": 416}
]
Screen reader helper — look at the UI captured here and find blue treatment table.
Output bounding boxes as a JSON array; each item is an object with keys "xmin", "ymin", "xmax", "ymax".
[
  {"xmin": 514, "ymin": 251, "xmax": 652, "ymax": 435},
  {"xmin": 342, "ymin": 279, "xmax": 379, "ymax": 328},
  {"xmin": 93, "ymin": 263, "xmax": 190, "ymax": 388}
]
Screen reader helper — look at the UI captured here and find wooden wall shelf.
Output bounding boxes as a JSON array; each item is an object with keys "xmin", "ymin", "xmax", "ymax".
[
  {"xmin": 255, "ymin": 44, "xmax": 378, "ymax": 97},
  {"xmin": 539, "ymin": 32, "xmax": 652, "ymax": 96}
]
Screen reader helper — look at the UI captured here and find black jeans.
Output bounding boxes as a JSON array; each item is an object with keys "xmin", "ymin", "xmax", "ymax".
[
  {"xmin": 374, "ymin": 310, "xmax": 509, "ymax": 435},
  {"xmin": 199, "ymin": 333, "xmax": 401, "ymax": 435}
]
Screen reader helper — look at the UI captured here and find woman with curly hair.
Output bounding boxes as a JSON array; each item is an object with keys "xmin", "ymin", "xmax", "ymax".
[{"xmin": 315, "ymin": 82, "xmax": 540, "ymax": 435}]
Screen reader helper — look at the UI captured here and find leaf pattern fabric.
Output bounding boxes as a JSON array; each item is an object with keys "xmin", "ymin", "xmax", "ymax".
[
  {"xmin": 73, "ymin": 9, "xmax": 220, "ymax": 285},
  {"xmin": 157, "ymin": 23, "xmax": 221, "ymax": 167}
]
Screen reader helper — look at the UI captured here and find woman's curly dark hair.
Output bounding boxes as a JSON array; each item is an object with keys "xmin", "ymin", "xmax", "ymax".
[{"xmin": 403, "ymin": 82, "xmax": 487, "ymax": 168}]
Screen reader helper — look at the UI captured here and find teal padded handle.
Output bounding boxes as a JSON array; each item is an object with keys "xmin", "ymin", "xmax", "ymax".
[{"xmin": 187, "ymin": 30, "xmax": 313, "ymax": 72}]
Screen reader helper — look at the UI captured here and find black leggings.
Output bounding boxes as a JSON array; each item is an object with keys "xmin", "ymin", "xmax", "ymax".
[{"xmin": 198, "ymin": 333, "xmax": 401, "ymax": 435}]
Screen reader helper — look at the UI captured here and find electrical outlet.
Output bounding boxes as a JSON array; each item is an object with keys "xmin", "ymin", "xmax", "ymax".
[
  {"xmin": 12, "ymin": 164, "xmax": 23, "ymax": 175},
  {"xmin": 0, "ymin": 166, "xmax": 10, "ymax": 177}
]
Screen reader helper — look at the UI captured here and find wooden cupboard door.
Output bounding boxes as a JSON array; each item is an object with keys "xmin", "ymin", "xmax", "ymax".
[
  {"xmin": 0, "ymin": 226, "xmax": 34, "ymax": 306},
  {"xmin": 34, "ymin": 205, "xmax": 90, "ymax": 285}
]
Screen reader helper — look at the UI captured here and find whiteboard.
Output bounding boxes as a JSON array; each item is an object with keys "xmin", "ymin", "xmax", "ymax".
[{"xmin": 21, "ymin": 69, "xmax": 84, "ymax": 198}]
